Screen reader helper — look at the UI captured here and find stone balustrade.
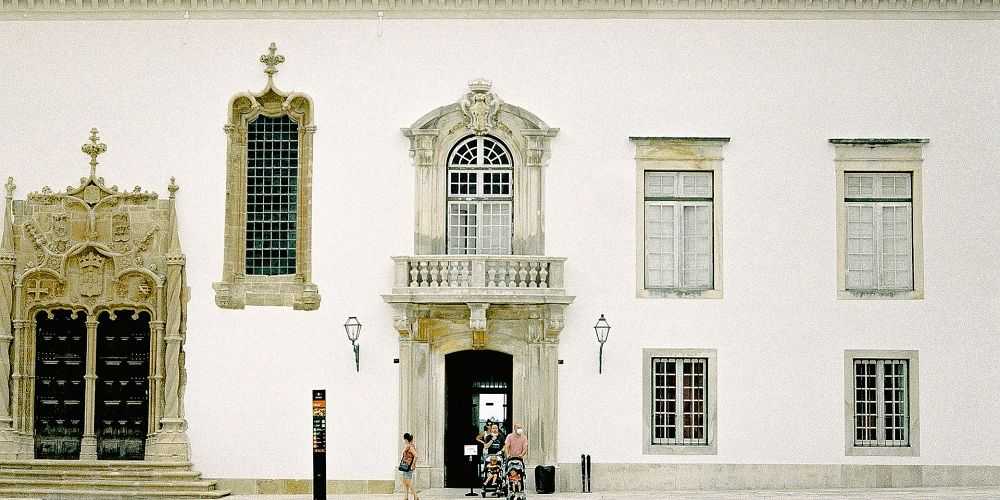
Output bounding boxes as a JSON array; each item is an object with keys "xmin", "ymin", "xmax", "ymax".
[{"xmin": 386, "ymin": 255, "xmax": 570, "ymax": 305}]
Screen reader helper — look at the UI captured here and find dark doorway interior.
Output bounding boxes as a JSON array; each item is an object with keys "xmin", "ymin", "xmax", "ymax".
[
  {"xmin": 444, "ymin": 350, "xmax": 512, "ymax": 488},
  {"xmin": 95, "ymin": 310, "xmax": 150, "ymax": 460},
  {"xmin": 34, "ymin": 309, "xmax": 87, "ymax": 460}
]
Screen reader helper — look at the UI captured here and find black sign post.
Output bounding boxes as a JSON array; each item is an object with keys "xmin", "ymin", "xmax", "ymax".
[{"xmin": 312, "ymin": 390, "xmax": 326, "ymax": 500}]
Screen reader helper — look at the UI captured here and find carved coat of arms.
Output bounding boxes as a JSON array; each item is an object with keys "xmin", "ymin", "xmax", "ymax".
[
  {"xmin": 79, "ymin": 252, "xmax": 105, "ymax": 297},
  {"xmin": 459, "ymin": 79, "xmax": 502, "ymax": 136}
]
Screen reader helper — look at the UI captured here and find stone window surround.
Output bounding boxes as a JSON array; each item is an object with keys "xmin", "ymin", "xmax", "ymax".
[
  {"xmin": 403, "ymin": 79, "xmax": 557, "ymax": 257},
  {"xmin": 630, "ymin": 137, "xmax": 729, "ymax": 299},
  {"xmin": 641, "ymin": 348, "xmax": 718, "ymax": 456},
  {"xmin": 843, "ymin": 349, "xmax": 920, "ymax": 457},
  {"xmin": 213, "ymin": 44, "xmax": 320, "ymax": 310},
  {"xmin": 832, "ymin": 138, "xmax": 927, "ymax": 301}
]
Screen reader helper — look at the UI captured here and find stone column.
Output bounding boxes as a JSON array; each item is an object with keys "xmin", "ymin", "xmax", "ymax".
[
  {"xmin": 147, "ymin": 254, "xmax": 190, "ymax": 461},
  {"xmin": 147, "ymin": 320, "xmax": 165, "ymax": 436},
  {"xmin": 526, "ymin": 319, "xmax": 559, "ymax": 468},
  {"xmin": 79, "ymin": 317, "xmax": 99, "ymax": 460},
  {"xmin": 404, "ymin": 130, "xmax": 441, "ymax": 255}
]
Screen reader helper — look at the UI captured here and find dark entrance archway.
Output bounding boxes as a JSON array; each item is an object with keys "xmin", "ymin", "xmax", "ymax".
[{"xmin": 444, "ymin": 350, "xmax": 512, "ymax": 488}]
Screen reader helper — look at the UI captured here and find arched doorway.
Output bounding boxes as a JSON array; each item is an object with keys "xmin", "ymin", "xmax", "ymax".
[{"xmin": 444, "ymin": 350, "xmax": 512, "ymax": 487}]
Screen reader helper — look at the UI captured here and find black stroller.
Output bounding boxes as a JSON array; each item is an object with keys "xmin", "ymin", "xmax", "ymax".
[
  {"xmin": 503, "ymin": 456, "xmax": 527, "ymax": 500},
  {"xmin": 480, "ymin": 452, "xmax": 505, "ymax": 497}
]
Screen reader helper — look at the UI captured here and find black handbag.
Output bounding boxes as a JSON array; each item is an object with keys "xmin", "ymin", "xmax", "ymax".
[{"xmin": 398, "ymin": 456, "xmax": 413, "ymax": 472}]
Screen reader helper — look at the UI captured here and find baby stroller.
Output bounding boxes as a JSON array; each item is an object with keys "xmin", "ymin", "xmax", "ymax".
[
  {"xmin": 503, "ymin": 456, "xmax": 527, "ymax": 500},
  {"xmin": 480, "ymin": 453, "xmax": 505, "ymax": 497}
]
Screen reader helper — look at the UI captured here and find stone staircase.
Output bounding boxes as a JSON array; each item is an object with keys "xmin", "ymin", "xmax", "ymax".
[{"xmin": 0, "ymin": 460, "xmax": 230, "ymax": 498}]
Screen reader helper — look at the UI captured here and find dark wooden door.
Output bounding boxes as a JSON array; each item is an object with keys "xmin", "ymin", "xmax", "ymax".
[
  {"xmin": 34, "ymin": 310, "xmax": 87, "ymax": 460},
  {"xmin": 95, "ymin": 310, "xmax": 150, "ymax": 460}
]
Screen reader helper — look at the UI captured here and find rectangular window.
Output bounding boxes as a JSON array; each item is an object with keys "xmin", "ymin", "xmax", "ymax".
[
  {"xmin": 844, "ymin": 349, "xmax": 919, "ymax": 456},
  {"xmin": 643, "ymin": 348, "xmax": 717, "ymax": 455},
  {"xmin": 651, "ymin": 357, "xmax": 707, "ymax": 445},
  {"xmin": 643, "ymin": 172, "xmax": 713, "ymax": 290},
  {"xmin": 245, "ymin": 115, "xmax": 299, "ymax": 276},
  {"xmin": 853, "ymin": 359, "xmax": 909, "ymax": 447},
  {"xmin": 845, "ymin": 173, "xmax": 913, "ymax": 291}
]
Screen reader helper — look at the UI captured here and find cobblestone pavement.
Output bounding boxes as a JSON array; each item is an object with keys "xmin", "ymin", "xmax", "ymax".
[{"xmin": 228, "ymin": 486, "xmax": 1000, "ymax": 499}]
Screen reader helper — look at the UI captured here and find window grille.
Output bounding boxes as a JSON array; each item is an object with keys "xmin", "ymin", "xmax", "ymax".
[
  {"xmin": 245, "ymin": 115, "xmax": 299, "ymax": 276},
  {"xmin": 644, "ymin": 172, "xmax": 713, "ymax": 289},
  {"xmin": 845, "ymin": 172, "xmax": 913, "ymax": 290},
  {"xmin": 651, "ymin": 357, "xmax": 708, "ymax": 445},
  {"xmin": 853, "ymin": 358, "xmax": 909, "ymax": 447},
  {"xmin": 447, "ymin": 136, "xmax": 513, "ymax": 255}
]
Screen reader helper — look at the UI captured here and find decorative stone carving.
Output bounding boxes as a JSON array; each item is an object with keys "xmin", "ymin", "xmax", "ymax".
[
  {"xmin": 459, "ymin": 79, "xmax": 502, "ymax": 136},
  {"xmin": 0, "ymin": 128, "xmax": 192, "ymax": 462},
  {"xmin": 213, "ymin": 42, "xmax": 320, "ymax": 310},
  {"xmin": 468, "ymin": 302, "xmax": 488, "ymax": 331}
]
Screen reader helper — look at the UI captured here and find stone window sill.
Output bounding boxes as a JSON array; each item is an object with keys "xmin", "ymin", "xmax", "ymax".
[
  {"xmin": 846, "ymin": 445, "xmax": 918, "ymax": 457},
  {"xmin": 838, "ymin": 289, "xmax": 923, "ymax": 300},
  {"xmin": 638, "ymin": 288, "xmax": 722, "ymax": 299},
  {"xmin": 212, "ymin": 277, "xmax": 321, "ymax": 310},
  {"xmin": 643, "ymin": 443, "xmax": 718, "ymax": 455}
]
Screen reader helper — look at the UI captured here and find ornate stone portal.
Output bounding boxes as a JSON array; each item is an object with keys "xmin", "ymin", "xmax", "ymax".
[
  {"xmin": 385, "ymin": 80, "xmax": 572, "ymax": 489},
  {"xmin": 0, "ymin": 129, "xmax": 192, "ymax": 461}
]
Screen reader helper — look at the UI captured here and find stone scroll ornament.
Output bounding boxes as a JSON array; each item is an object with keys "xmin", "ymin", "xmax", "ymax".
[{"xmin": 459, "ymin": 79, "xmax": 503, "ymax": 136}]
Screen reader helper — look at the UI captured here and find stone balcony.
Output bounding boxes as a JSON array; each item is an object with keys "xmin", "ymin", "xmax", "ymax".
[{"xmin": 382, "ymin": 255, "xmax": 572, "ymax": 305}]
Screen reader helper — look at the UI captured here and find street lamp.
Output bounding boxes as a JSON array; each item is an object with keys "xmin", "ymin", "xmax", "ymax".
[
  {"xmin": 344, "ymin": 316, "xmax": 362, "ymax": 372},
  {"xmin": 594, "ymin": 314, "xmax": 611, "ymax": 374}
]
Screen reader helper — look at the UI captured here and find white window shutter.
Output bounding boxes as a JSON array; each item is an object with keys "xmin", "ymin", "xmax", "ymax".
[
  {"xmin": 880, "ymin": 204, "xmax": 913, "ymax": 289},
  {"xmin": 681, "ymin": 204, "xmax": 712, "ymax": 288},
  {"xmin": 645, "ymin": 203, "xmax": 675, "ymax": 288},
  {"xmin": 846, "ymin": 204, "xmax": 876, "ymax": 289}
]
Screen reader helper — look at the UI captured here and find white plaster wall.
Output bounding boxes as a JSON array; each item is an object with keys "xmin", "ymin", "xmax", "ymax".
[{"xmin": 0, "ymin": 19, "xmax": 998, "ymax": 480}]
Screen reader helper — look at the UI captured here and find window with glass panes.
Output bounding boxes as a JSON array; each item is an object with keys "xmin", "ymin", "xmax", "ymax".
[
  {"xmin": 447, "ymin": 136, "xmax": 513, "ymax": 255},
  {"xmin": 853, "ymin": 358, "xmax": 909, "ymax": 447},
  {"xmin": 845, "ymin": 172, "xmax": 913, "ymax": 290},
  {"xmin": 643, "ymin": 172, "xmax": 713, "ymax": 289},
  {"xmin": 245, "ymin": 114, "xmax": 298, "ymax": 276},
  {"xmin": 651, "ymin": 357, "xmax": 708, "ymax": 446}
]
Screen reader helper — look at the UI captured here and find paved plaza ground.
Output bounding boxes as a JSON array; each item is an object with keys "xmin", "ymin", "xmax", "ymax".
[{"xmin": 228, "ymin": 486, "xmax": 1000, "ymax": 499}]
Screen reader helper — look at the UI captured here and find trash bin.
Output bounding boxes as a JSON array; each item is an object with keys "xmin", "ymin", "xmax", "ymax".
[{"xmin": 534, "ymin": 465, "xmax": 556, "ymax": 494}]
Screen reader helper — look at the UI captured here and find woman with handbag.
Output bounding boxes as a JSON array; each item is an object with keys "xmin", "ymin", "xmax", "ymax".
[{"xmin": 399, "ymin": 433, "xmax": 419, "ymax": 500}]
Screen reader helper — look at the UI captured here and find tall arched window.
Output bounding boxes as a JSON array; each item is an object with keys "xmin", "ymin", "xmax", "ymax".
[{"xmin": 447, "ymin": 135, "xmax": 513, "ymax": 255}]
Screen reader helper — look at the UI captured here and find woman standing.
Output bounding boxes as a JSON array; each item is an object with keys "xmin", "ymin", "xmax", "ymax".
[{"xmin": 399, "ymin": 433, "xmax": 420, "ymax": 500}]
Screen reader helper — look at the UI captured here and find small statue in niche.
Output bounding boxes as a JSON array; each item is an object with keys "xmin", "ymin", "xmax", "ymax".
[
  {"xmin": 49, "ymin": 212, "xmax": 70, "ymax": 253},
  {"xmin": 112, "ymin": 211, "xmax": 131, "ymax": 252}
]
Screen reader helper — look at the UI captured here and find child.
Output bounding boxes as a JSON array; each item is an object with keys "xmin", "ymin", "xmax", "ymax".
[
  {"xmin": 507, "ymin": 467, "xmax": 523, "ymax": 492},
  {"xmin": 484, "ymin": 455, "xmax": 501, "ymax": 487}
]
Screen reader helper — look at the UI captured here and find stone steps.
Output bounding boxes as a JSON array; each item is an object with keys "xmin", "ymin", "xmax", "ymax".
[
  {"xmin": 0, "ymin": 486, "xmax": 231, "ymax": 498},
  {"xmin": 0, "ymin": 460, "xmax": 230, "ymax": 499}
]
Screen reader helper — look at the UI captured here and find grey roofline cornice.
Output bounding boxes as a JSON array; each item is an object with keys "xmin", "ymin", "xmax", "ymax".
[
  {"xmin": 829, "ymin": 138, "xmax": 930, "ymax": 144},
  {"xmin": 3, "ymin": 3, "xmax": 1000, "ymax": 20}
]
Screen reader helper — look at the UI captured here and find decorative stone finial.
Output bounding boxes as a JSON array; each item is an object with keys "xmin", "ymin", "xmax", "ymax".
[
  {"xmin": 168, "ymin": 176, "xmax": 179, "ymax": 199},
  {"xmin": 260, "ymin": 42, "xmax": 285, "ymax": 81},
  {"xmin": 4, "ymin": 177, "xmax": 14, "ymax": 199},
  {"xmin": 460, "ymin": 79, "xmax": 503, "ymax": 136},
  {"xmin": 81, "ymin": 128, "xmax": 107, "ymax": 179}
]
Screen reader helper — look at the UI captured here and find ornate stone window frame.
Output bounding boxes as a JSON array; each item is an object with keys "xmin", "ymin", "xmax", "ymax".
[
  {"xmin": 832, "ymin": 139, "xmax": 926, "ymax": 300},
  {"xmin": 641, "ymin": 348, "xmax": 718, "ymax": 455},
  {"xmin": 843, "ymin": 349, "xmax": 920, "ymax": 457},
  {"xmin": 213, "ymin": 43, "xmax": 320, "ymax": 310},
  {"xmin": 630, "ymin": 137, "xmax": 728, "ymax": 299},
  {"xmin": 403, "ymin": 79, "xmax": 558, "ymax": 256}
]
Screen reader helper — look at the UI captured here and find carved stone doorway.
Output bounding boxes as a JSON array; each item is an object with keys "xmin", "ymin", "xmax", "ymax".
[
  {"xmin": 443, "ymin": 350, "xmax": 512, "ymax": 487},
  {"xmin": 33, "ymin": 309, "xmax": 86, "ymax": 459},
  {"xmin": 95, "ymin": 310, "xmax": 150, "ymax": 460}
]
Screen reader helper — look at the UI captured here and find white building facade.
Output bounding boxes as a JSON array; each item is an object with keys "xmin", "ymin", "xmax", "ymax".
[{"xmin": 0, "ymin": 7, "xmax": 998, "ymax": 496}]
